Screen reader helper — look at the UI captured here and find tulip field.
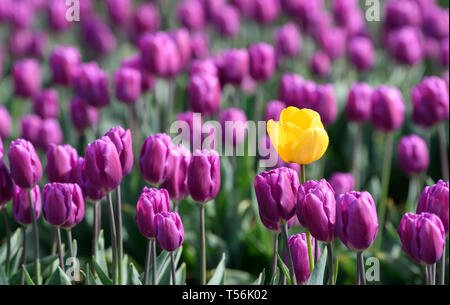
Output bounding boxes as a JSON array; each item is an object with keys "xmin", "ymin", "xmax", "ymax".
[{"xmin": 0, "ymin": 0, "xmax": 449, "ymax": 288}]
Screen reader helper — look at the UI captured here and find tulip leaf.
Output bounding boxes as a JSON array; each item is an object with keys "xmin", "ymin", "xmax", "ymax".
[
  {"xmin": 46, "ymin": 266, "xmax": 72, "ymax": 285},
  {"xmin": 270, "ymin": 268, "xmax": 280, "ymax": 285},
  {"xmin": 159, "ymin": 247, "xmax": 183, "ymax": 285},
  {"xmin": 22, "ymin": 266, "xmax": 35, "ymax": 285},
  {"xmin": 176, "ymin": 262, "xmax": 187, "ymax": 285},
  {"xmin": 0, "ymin": 228, "xmax": 22, "ymax": 265},
  {"xmin": 9, "ymin": 254, "xmax": 58, "ymax": 284},
  {"xmin": 276, "ymin": 254, "xmax": 291, "ymax": 285},
  {"xmin": 252, "ymin": 269, "xmax": 265, "ymax": 285},
  {"xmin": 333, "ymin": 257, "xmax": 339, "ymax": 284},
  {"xmin": 127, "ymin": 262, "xmax": 142, "ymax": 285},
  {"xmin": 207, "ymin": 253, "xmax": 226, "ymax": 285},
  {"xmin": 85, "ymin": 264, "xmax": 100, "ymax": 285},
  {"xmin": 10, "ymin": 247, "xmax": 23, "ymax": 275},
  {"xmin": 96, "ymin": 230, "xmax": 108, "ymax": 275},
  {"xmin": 307, "ymin": 247, "xmax": 328, "ymax": 285},
  {"xmin": 92, "ymin": 258, "xmax": 113, "ymax": 285},
  {"xmin": 0, "ymin": 266, "xmax": 8, "ymax": 285}
]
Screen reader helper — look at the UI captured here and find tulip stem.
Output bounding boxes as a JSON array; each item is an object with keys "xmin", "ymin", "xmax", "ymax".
[
  {"xmin": 56, "ymin": 227, "xmax": 64, "ymax": 271},
  {"xmin": 152, "ymin": 238, "xmax": 157, "ymax": 285},
  {"xmin": 107, "ymin": 192, "xmax": 118, "ymax": 284},
  {"xmin": 20, "ymin": 226, "xmax": 27, "ymax": 285},
  {"xmin": 27, "ymin": 189, "xmax": 41, "ymax": 285},
  {"xmin": 200, "ymin": 204, "xmax": 207, "ymax": 285},
  {"xmin": 66, "ymin": 229, "xmax": 74, "ymax": 259},
  {"xmin": 2, "ymin": 207, "xmax": 11, "ymax": 275},
  {"xmin": 356, "ymin": 252, "xmax": 361, "ymax": 285},
  {"xmin": 405, "ymin": 175, "xmax": 420, "ymax": 213},
  {"xmin": 375, "ymin": 132, "xmax": 394, "ymax": 250},
  {"xmin": 351, "ymin": 124, "xmax": 362, "ymax": 190},
  {"xmin": 281, "ymin": 223, "xmax": 297, "ymax": 285},
  {"xmin": 423, "ymin": 265, "xmax": 429, "ymax": 285},
  {"xmin": 314, "ymin": 240, "xmax": 320, "ymax": 264},
  {"xmin": 439, "ymin": 243, "xmax": 446, "ymax": 285},
  {"xmin": 300, "ymin": 164, "xmax": 306, "ymax": 184},
  {"xmin": 171, "ymin": 252, "xmax": 176, "ymax": 285},
  {"xmin": 438, "ymin": 123, "xmax": 449, "ymax": 181},
  {"xmin": 431, "ymin": 263, "xmax": 436, "ymax": 285},
  {"xmin": 305, "ymin": 229, "xmax": 314, "ymax": 273},
  {"xmin": 116, "ymin": 186, "xmax": 123, "ymax": 285},
  {"xmin": 357, "ymin": 251, "xmax": 366, "ymax": 285},
  {"xmin": 326, "ymin": 243, "xmax": 334, "ymax": 285},
  {"xmin": 92, "ymin": 201, "xmax": 100, "ymax": 260},
  {"xmin": 144, "ymin": 239, "xmax": 152, "ymax": 285},
  {"xmin": 271, "ymin": 232, "xmax": 279, "ymax": 282},
  {"xmin": 51, "ymin": 230, "xmax": 57, "ymax": 255},
  {"xmin": 253, "ymin": 85, "xmax": 264, "ymax": 122}
]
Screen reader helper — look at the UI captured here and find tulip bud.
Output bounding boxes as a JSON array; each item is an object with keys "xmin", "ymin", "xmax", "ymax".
[
  {"xmin": 177, "ymin": 0, "xmax": 206, "ymax": 31},
  {"xmin": 32, "ymin": 89, "xmax": 59, "ymax": 119},
  {"xmin": 75, "ymin": 157, "xmax": 105, "ymax": 203},
  {"xmin": 288, "ymin": 233, "xmax": 318, "ymax": 284},
  {"xmin": 318, "ymin": 27, "xmax": 346, "ymax": 60},
  {"xmin": 278, "ymin": 73, "xmax": 304, "ymax": 108},
  {"xmin": 69, "ymin": 97, "xmax": 99, "ymax": 132},
  {"xmin": 422, "ymin": 5, "xmax": 449, "ymax": 40},
  {"xmin": 12, "ymin": 185, "xmax": 41, "ymax": 226},
  {"xmin": 345, "ymin": 83, "xmax": 373, "ymax": 123},
  {"xmin": 275, "ymin": 23, "xmax": 301, "ymax": 57},
  {"xmin": 417, "ymin": 180, "xmax": 449, "ymax": 235},
  {"xmin": 140, "ymin": 32, "xmax": 181, "ymax": 78},
  {"xmin": 221, "ymin": 49, "xmax": 249, "ymax": 86},
  {"xmin": 297, "ymin": 179, "xmax": 336, "ymax": 242},
  {"xmin": 121, "ymin": 55, "xmax": 156, "ymax": 92},
  {"xmin": 175, "ymin": 111, "xmax": 203, "ymax": 146},
  {"xmin": 46, "ymin": 144, "xmax": 78, "ymax": 183},
  {"xmin": 309, "ymin": 51, "xmax": 331, "ymax": 77},
  {"xmin": 440, "ymin": 38, "xmax": 449, "ymax": 66},
  {"xmin": 8, "ymin": 139, "xmax": 42, "ymax": 189},
  {"xmin": 371, "ymin": 86, "xmax": 405, "ymax": 132},
  {"xmin": 254, "ymin": 0, "xmax": 280, "ymax": 24},
  {"xmin": 411, "ymin": 76, "xmax": 449, "ymax": 128},
  {"xmin": 213, "ymin": 5, "xmax": 240, "ymax": 37},
  {"xmin": 37, "ymin": 119, "xmax": 63, "ymax": 151},
  {"xmin": 104, "ymin": 126, "xmax": 133, "ymax": 176},
  {"xmin": 140, "ymin": 134, "xmax": 174, "ymax": 186},
  {"xmin": 187, "ymin": 149, "xmax": 221, "ymax": 203},
  {"xmin": 0, "ymin": 160, "xmax": 15, "ymax": 205},
  {"xmin": 20, "ymin": 114, "xmax": 42, "ymax": 147},
  {"xmin": 348, "ymin": 37, "xmax": 375, "ymax": 71},
  {"xmin": 170, "ymin": 28, "xmax": 192, "ymax": 72},
  {"xmin": 73, "ymin": 62, "xmax": 110, "ymax": 108},
  {"xmin": 47, "ymin": 0, "xmax": 72, "ymax": 31},
  {"xmin": 398, "ymin": 212, "xmax": 445, "ymax": 264},
  {"xmin": 249, "ymin": 43, "xmax": 276, "ymax": 82},
  {"xmin": 50, "ymin": 46, "xmax": 81, "ymax": 86},
  {"xmin": 336, "ymin": 191, "xmax": 378, "ymax": 251},
  {"xmin": 254, "ymin": 167, "xmax": 299, "ymax": 226},
  {"xmin": 384, "ymin": 0, "xmax": 422, "ymax": 30},
  {"xmin": 81, "ymin": 17, "xmax": 116, "ymax": 55},
  {"xmin": 136, "ymin": 187, "xmax": 171, "ymax": 239},
  {"xmin": 161, "ymin": 145, "xmax": 192, "ymax": 202},
  {"xmin": 204, "ymin": 0, "xmax": 226, "ymax": 19},
  {"xmin": 219, "ymin": 107, "xmax": 248, "ymax": 147},
  {"xmin": 386, "ymin": 26, "xmax": 424, "ymax": 65},
  {"xmin": 114, "ymin": 67, "xmax": 142, "ymax": 104},
  {"xmin": 60, "ymin": 183, "xmax": 84, "ymax": 229},
  {"xmin": 312, "ymin": 84, "xmax": 337, "ymax": 126},
  {"xmin": 190, "ymin": 32, "xmax": 209, "ymax": 59},
  {"xmin": 189, "ymin": 59, "xmax": 218, "ymax": 77},
  {"xmin": 85, "ymin": 136, "xmax": 123, "ymax": 193},
  {"xmin": 155, "ymin": 212, "xmax": 185, "ymax": 251},
  {"xmin": 12, "ymin": 58, "xmax": 41, "ymax": 98},
  {"xmin": 0, "ymin": 105, "xmax": 12, "ymax": 139},
  {"xmin": 106, "ymin": 0, "xmax": 132, "ymax": 25},
  {"xmin": 397, "ymin": 135, "xmax": 429, "ymax": 175},
  {"xmin": 264, "ymin": 100, "xmax": 286, "ymax": 123},
  {"xmin": 188, "ymin": 73, "xmax": 221, "ymax": 116},
  {"xmin": 42, "ymin": 183, "xmax": 73, "ymax": 226},
  {"xmin": 332, "ymin": 0, "xmax": 365, "ymax": 35},
  {"xmin": 129, "ymin": 3, "xmax": 160, "ymax": 43},
  {"xmin": 329, "ymin": 172, "xmax": 354, "ymax": 197}
]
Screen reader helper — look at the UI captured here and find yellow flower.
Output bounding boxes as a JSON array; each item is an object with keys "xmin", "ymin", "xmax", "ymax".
[{"xmin": 267, "ymin": 107, "xmax": 329, "ymax": 165}]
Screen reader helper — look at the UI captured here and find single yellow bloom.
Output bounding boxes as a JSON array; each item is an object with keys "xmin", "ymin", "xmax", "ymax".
[{"xmin": 267, "ymin": 107, "xmax": 329, "ymax": 165}]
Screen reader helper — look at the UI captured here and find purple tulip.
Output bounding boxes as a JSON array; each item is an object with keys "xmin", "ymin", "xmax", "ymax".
[
  {"xmin": 161, "ymin": 145, "xmax": 192, "ymax": 202},
  {"xmin": 46, "ymin": 144, "xmax": 78, "ymax": 183},
  {"xmin": 136, "ymin": 187, "xmax": 171, "ymax": 239},
  {"xmin": 386, "ymin": 26, "xmax": 424, "ymax": 65},
  {"xmin": 8, "ymin": 139, "xmax": 42, "ymax": 189},
  {"xmin": 81, "ymin": 17, "xmax": 116, "ymax": 55},
  {"xmin": 0, "ymin": 138, "xmax": 2, "ymax": 159},
  {"xmin": 230, "ymin": 0, "xmax": 256, "ymax": 19},
  {"xmin": 189, "ymin": 59, "xmax": 218, "ymax": 77},
  {"xmin": 329, "ymin": 173, "xmax": 355, "ymax": 197},
  {"xmin": 177, "ymin": 0, "xmax": 206, "ymax": 31},
  {"xmin": 140, "ymin": 32, "xmax": 181, "ymax": 78},
  {"xmin": 6, "ymin": 0, "xmax": 34, "ymax": 28},
  {"xmin": 129, "ymin": 3, "xmax": 160, "ymax": 43},
  {"xmin": 0, "ymin": 160, "xmax": 15, "ymax": 205},
  {"xmin": 411, "ymin": 76, "xmax": 449, "ymax": 128},
  {"xmin": 332, "ymin": 0, "xmax": 365, "ymax": 35},
  {"xmin": 278, "ymin": 73, "xmax": 304, "ymax": 107},
  {"xmin": 190, "ymin": 32, "xmax": 210, "ymax": 59},
  {"xmin": 249, "ymin": 43, "xmax": 276, "ymax": 82},
  {"xmin": 49, "ymin": 46, "xmax": 81, "ymax": 86},
  {"xmin": 20, "ymin": 115, "xmax": 42, "ymax": 147},
  {"xmin": 32, "ymin": 89, "xmax": 59, "ymax": 119},
  {"xmin": 37, "ymin": 119, "xmax": 63, "ymax": 151},
  {"xmin": 187, "ymin": 149, "xmax": 221, "ymax": 203},
  {"xmin": 288, "ymin": 233, "xmax": 318, "ymax": 284},
  {"xmin": 69, "ymin": 97, "xmax": 99, "ymax": 132},
  {"xmin": 264, "ymin": 100, "xmax": 286, "ymax": 122},
  {"xmin": 104, "ymin": 126, "xmax": 133, "ymax": 176},
  {"xmin": 275, "ymin": 23, "xmax": 301, "ymax": 58},
  {"xmin": 75, "ymin": 157, "xmax": 105, "ymax": 203},
  {"xmin": 309, "ymin": 51, "xmax": 331, "ymax": 77},
  {"xmin": 47, "ymin": 0, "xmax": 72, "ymax": 31},
  {"xmin": 254, "ymin": 167, "xmax": 299, "ymax": 226},
  {"xmin": 73, "ymin": 62, "xmax": 110, "ymax": 108},
  {"xmin": 384, "ymin": 0, "xmax": 422, "ymax": 30},
  {"xmin": 170, "ymin": 28, "xmax": 192, "ymax": 71},
  {"xmin": 371, "ymin": 86, "xmax": 405, "ymax": 132},
  {"xmin": 121, "ymin": 55, "xmax": 156, "ymax": 92},
  {"xmin": 313, "ymin": 84, "xmax": 337, "ymax": 126},
  {"xmin": 213, "ymin": 5, "xmax": 241, "ymax": 37},
  {"xmin": 417, "ymin": 180, "xmax": 449, "ymax": 235},
  {"xmin": 254, "ymin": 0, "xmax": 280, "ymax": 24},
  {"xmin": 140, "ymin": 134, "xmax": 174, "ymax": 186},
  {"xmin": 188, "ymin": 73, "xmax": 222, "ymax": 116},
  {"xmin": 219, "ymin": 108, "xmax": 248, "ymax": 147},
  {"xmin": 440, "ymin": 38, "xmax": 449, "ymax": 66},
  {"xmin": 114, "ymin": 67, "xmax": 142, "ymax": 104},
  {"xmin": 0, "ymin": 106, "xmax": 12, "ymax": 139},
  {"xmin": 155, "ymin": 212, "xmax": 185, "ymax": 251},
  {"xmin": 297, "ymin": 179, "xmax": 336, "ymax": 242},
  {"xmin": 336, "ymin": 191, "xmax": 378, "ymax": 251},
  {"xmin": 221, "ymin": 49, "xmax": 249, "ymax": 86},
  {"xmin": 12, "ymin": 58, "xmax": 41, "ymax": 98},
  {"xmin": 175, "ymin": 111, "xmax": 203, "ymax": 146},
  {"xmin": 42, "ymin": 183, "xmax": 73, "ymax": 226},
  {"xmin": 346, "ymin": 83, "xmax": 373, "ymax": 123},
  {"xmin": 60, "ymin": 183, "xmax": 85, "ymax": 229},
  {"xmin": 85, "ymin": 136, "xmax": 123, "ymax": 193},
  {"xmin": 318, "ymin": 27, "xmax": 346, "ymax": 60},
  {"xmin": 397, "ymin": 135, "xmax": 429, "ymax": 175},
  {"xmin": 12, "ymin": 185, "xmax": 40, "ymax": 226},
  {"xmin": 106, "ymin": 0, "xmax": 132, "ymax": 25},
  {"xmin": 398, "ymin": 212, "xmax": 445, "ymax": 264},
  {"xmin": 422, "ymin": 5, "xmax": 449, "ymax": 40},
  {"xmin": 348, "ymin": 37, "xmax": 375, "ymax": 71},
  {"xmin": 8, "ymin": 29, "xmax": 48, "ymax": 58}
]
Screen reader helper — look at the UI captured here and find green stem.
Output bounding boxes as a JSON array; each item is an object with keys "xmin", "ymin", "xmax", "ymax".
[
  {"xmin": 28, "ymin": 189, "xmax": 41, "ymax": 285},
  {"xmin": 107, "ymin": 192, "xmax": 118, "ymax": 284},
  {"xmin": 152, "ymin": 238, "xmax": 157, "ymax": 285},
  {"xmin": 351, "ymin": 124, "xmax": 362, "ymax": 190},
  {"xmin": 439, "ymin": 242, "xmax": 446, "ymax": 285},
  {"xmin": 358, "ymin": 251, "xmax": 366, "ymax": 285},
  {"xmin": 281, "ymin": 223, "xmax": 297, "ymax": 285},
  {"xmin": 171, "ymin": 251, "xmax": 176, "ymax": 285},
  {"xmin": 200, "ymin": 204, "xmax": 206, "ymax": 285},
  {"xmin": 271, "ymin": 232, "xmax": 279, "ymax": 282},
  {"xmin": 423, "ymin": 265, "xmax": 429, "ymax": 285},
  {"xmin": 405, "ymin": 176, "xmax": 420, "ymax": 213},
  {"xmin": 327, "ymin": 243, "xmax": 334, "ymax": 285},
  {"xmin": 306, "ymin": 229, "xmax": 314, "ymax": 273},
  {"xmin": 144, "ymin": 239, "xmax": 152, "ymax": 285},
  {"xmin": 56, "ymin": 227, "xmax": 64, "ymax": 271},
  {"xmin": 116, "ymin": 186, "xmax": 123, "ymax": 285},
  {"xmin": 66, "ymin": 229, "xmax": 73, "ymax": 258},
  {"xmin": 20, "ymin": 226, "xmax": 27, "ymax": 285},
  {"xmin": 2, "ymin": 207, "xmax": 11, "ymax": 275},
  {"xmin": 438, "ymin": 123, "xmax": 449, "ymax": 181},
  {"xmin": 92, "ymin": 201, "xmax": 99, "ymax": 260}
]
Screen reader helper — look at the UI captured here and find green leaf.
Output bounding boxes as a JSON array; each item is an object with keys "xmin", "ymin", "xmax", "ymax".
[
  {"xmin": 127, "ymin": 263, "xmax": 142, "ymax": 285},
  {"xmin": 9, "ymin": 254, "xmax": 58, "ymax": 284},
  {"xmin": 85, "ymin": 264, "xmax": 100, "ymax": 285},
  {"xmin": 95, "ymin": 230, "xmax": 108, "ymax": 275},
  {"xmin": 92, "ymin": 258, "xmax": 113, "ymax": 285},
  {"xmin": 46, "ymin": 266, "xmax": 72, "ymax": 285},
  {"xmin": 307, "ymin": 247, "xmax": 328, "ymax": 285},
  {"xmin": 333, "ymin": 257, "xmax": 339, "ymax": 284},
  {"xmin": 10, "ymin": 247, "xmax": 23, "ymax": 276},
  {"xmin": 0, "ymin": 228, "xmax": 22, "ymax": 265},
  {"xmin": 252, "ymin": 269, "xmax": 265, "ymax": 285},
  {"xmin": 276, "ymin": 254, "xmax": 291, "ymax": 285},
  {"xmin": 207, "ymin": 253, "xmax": 226, "ymax": 285},
  {"xmin": 176, "ymin": 263, "xmax": 186, "ymax": 285},
  {"xmin": 159, "ymin": 247, "xmax": 183, "ymax": 285},
  {"xmin": 22, "ymin": 266, "xmax": 35, "ymax": 285},
  {"xmin": 270, "ymin": 268, "xmax": 280, "ymax": 285},
  {"xmin": 0, "ymin": 266, "xmax": 8, "ymax": 285}
]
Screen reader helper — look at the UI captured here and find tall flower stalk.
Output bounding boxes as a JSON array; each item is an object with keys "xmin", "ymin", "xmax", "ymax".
[{"xmin": 28, "ymin": 189, "xmax": 41, "ymax": 284}]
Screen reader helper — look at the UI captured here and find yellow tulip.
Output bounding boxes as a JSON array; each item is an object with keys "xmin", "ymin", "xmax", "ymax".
[{"xmin": 267, "ymin": 107, "xmax": 329, "ymax": 165}]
